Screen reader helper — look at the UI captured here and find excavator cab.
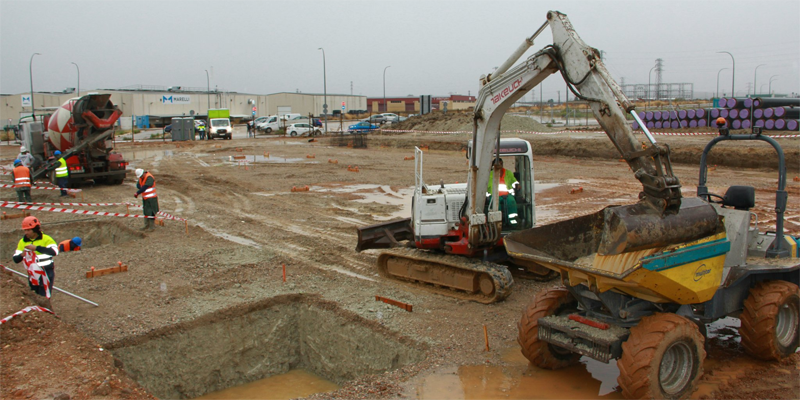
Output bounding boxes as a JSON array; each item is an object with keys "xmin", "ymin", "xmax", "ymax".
[{"xmin": 471, "ymin": 142, "xmax": 535, "ymax": 232}]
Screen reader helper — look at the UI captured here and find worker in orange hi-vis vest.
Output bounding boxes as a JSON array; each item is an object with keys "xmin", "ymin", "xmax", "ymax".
[
  {"xmin": 11, "ymin": 159, "xmax": 32, "ymax": 203},
  {"xmin": 134, "ymin": 168, "xmax": 159, "ymax": 231},
  {"xmin": 58, "ymin": 237, "xmax": 82, "ymax": 252},
  {"xmin": 487, "ymin": 157, "xmax": 519, "ymax": 228},
  {"xmin": 13, "ymin": 216, "xmax": 58, "ymax": 308}
]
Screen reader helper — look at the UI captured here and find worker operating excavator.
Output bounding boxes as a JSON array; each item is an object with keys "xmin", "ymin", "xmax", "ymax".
[{"xmin": 487, "ymin": 157, "xmax": 519, "ymax": 228}]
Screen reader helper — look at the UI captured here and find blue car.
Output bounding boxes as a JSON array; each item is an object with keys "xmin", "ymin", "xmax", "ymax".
[{"xmin": 348, "ymin": 121, "xmax": 379, "ymax": 133}]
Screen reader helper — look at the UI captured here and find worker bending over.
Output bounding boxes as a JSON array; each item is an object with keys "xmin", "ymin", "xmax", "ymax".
[{"xmin": 59, "ymin": 237, "xmax": 82, "ymax": 252}]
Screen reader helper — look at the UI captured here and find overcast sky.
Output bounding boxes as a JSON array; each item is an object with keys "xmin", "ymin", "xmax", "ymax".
[{"xmin": 2, "ymin": 0, "xmax": 798, "ymax": 101}]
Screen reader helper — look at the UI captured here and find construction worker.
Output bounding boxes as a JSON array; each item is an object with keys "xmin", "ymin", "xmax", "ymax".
[
  {"xmin": 12, "ymin": 159, "xmax": 32, "ymax": 203},
  {"xmin": 487, "ymin": 158, "xmax": 519, "ymax": 228},
  {"xmin": 49, "ymin": 150, "xmax": 69, "ymax": 196},
  {"xmin": 58, "ymin": 237, "xmax": 82, "ymax": 252},
  {"xmin": 17, "ymin": 145, "xmax": 35, "ymax": 168},
  {"xmin": 13, "ymin": 216, "xmax": 58, "ymax": 305},
  {"xmin": 134, "ymin": 168, "xmax": 159, "ymax": 231}
]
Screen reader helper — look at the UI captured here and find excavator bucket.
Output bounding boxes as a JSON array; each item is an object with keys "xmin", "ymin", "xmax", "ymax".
[{"xmin": 355, "ymin": 218, "xmax": 413, "ymax": 252}]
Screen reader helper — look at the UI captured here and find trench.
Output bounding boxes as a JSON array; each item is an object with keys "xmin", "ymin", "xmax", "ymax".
[
  {"xmin": 0, "ymin": 219, "xmax": 144, "ymax": 257},
  {"xmin": 105, "ymin": 294, "xmax": 426, "ymax": 399}
]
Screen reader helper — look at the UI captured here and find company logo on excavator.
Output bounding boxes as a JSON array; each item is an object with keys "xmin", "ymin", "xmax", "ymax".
[
  {"xmin": 491, "ymin": 78, "xmax": 523, "ymax": 105},
  {"xmin": 693, "ymin": 264, "xmax": 711, "ymax": 282}
]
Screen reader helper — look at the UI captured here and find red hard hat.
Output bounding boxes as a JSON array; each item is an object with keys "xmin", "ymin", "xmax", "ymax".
[
  {"xmin": 715, "ymin": 117, "xmax": 727, "ymax": 127},
  {"xmin": 22, "ymin": 216, "xmax": 40, "ymax": 230}
]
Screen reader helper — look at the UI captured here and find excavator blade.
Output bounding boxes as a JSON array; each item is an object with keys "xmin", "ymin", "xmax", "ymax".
[{"xmin": 355, "ymin": 218, "xmax": 413, "ymax": 252}]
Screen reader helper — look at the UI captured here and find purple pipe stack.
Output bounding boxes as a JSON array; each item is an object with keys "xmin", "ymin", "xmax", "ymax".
[{"xmin": 631, "ymin": 97, "xmax": 799, "ymax": 132}]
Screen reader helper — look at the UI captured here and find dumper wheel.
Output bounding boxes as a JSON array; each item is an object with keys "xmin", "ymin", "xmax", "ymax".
[
  {"xmin": 740, "ymin": 280, "xmax": 800, "ymax": 361},
  {"xmin": 618, "ymin": 313, "xmax": 705, "ymax": 400},
  {"xmin": 517, "ymin": 287, "xmax": 579, "ymax": 369}
]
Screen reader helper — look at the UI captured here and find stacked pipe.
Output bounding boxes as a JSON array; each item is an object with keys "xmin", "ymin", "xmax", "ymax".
[{"xmin": 631, "ymin": 97, "xmax": 799, "ymax": 131}]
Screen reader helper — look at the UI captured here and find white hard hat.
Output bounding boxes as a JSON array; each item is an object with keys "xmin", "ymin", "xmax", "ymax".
[
  {"xmin": 20, "ymin": 146, "xmax": 28, "ymax": 153},
  {"xmin": 135, "ymin": 168, "xmax": 144, "ymax": 178}
]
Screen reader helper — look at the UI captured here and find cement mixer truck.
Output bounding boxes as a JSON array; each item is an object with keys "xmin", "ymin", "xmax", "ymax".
[{"xmin": 20, "ymin": 94, "xmax": 127, "ymax": 186}]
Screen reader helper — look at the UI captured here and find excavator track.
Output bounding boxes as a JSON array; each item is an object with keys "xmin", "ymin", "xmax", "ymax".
[{"xmin": 376, "ymin": 248, "xmax": 514, "ymax": 304}]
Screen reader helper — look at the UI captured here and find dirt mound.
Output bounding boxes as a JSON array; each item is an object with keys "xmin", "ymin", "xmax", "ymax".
[{"xmin": 390, "ymin": 111, "xmax": 553, "ymax": 133}]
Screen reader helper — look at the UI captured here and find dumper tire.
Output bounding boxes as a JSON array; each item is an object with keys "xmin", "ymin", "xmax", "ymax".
[
  {"xmin": 740, "ymin": 280, "xmax": 800, "ymax": 361},
  {"xmin": 517, "ymin": 287, "xmax": 580, "ymax": 369},
  {"xmin": 617, "ymin": 313, "xmax": 705, "ymax": 400}
]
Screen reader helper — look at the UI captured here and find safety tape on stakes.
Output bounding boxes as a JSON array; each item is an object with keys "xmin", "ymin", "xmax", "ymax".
[
  {"xmin": 0, "ymin": 305, "xmax": 55, "ymax": 324},
  {"xmin": 4, "ymin": 201, "xmax": 127, "ymax": 207},
  {"xmin": 0, "ymin": 184, "xmax": 81, "ymax": 192},
  {"xmin": 123, "ymin": 202, "xmax": 187, "ymax": 221},
  {"xmin": 1, "ymin": 202, "xmax": 157, "ymax": 219},
  {"xmin": 379, "ymin": 128, "xmax": 799, "ymax": 138}
]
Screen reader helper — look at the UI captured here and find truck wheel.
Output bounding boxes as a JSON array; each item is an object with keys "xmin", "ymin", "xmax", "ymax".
[
  {"xmin": 617, "ymin": 313, "xmax": 705, "ymax": 400},
  {"xmin": 740, "ymin": 280, "xmax": 800, "ymax": 361},
  {"xmin": 266, "ymin": 127, "xmax": 272, "ymax": 134},
  {"xmin": 517, "ymin": 287, "xmax": 580, "ymax": 369}
]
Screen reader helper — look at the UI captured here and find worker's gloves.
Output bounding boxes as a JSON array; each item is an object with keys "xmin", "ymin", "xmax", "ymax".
[{"xmin": 133, "ymin": 193, "xmax": 139, "ymax": 198}]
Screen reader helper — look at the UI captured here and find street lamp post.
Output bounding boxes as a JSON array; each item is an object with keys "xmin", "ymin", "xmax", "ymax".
[
  {"xmin": 646, "ymin": 65, "xmax": 656, "ymax": 111},
  {"xmin": 204, "ymin": 69, "xmax": 210, "ymax": 114},
  {"xmin": 753, "ymin": 64, "xmax": 766, "ymax": 96},
  {"xmin": 717, "ymin": 51, "xmax": 735, "ymax": 99},
  {"xmin": 71, "ymin": 62, "xmax": 80, "ymax": 98},
  {"xmin": 383, "ymin": 66, "xmax": 391, "ymax": 114},
  {"xmin": 318, "ymin": 48, "xmax": 327, "ymax": 135},
  {"xmin": 29, "ymin": 53, "xmax": 41, "ymax": 120},
  {"xmin": 769, "ymin": 75, "xmax": 779, "ymax": 96},
  {"xmin": 716, "ymin": 68, "xmax": 728, "ymax": 98}
]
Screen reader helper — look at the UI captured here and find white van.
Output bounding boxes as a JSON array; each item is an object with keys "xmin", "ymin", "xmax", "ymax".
[
  {"xmin": 257, "ymin": 114, "xmax": 310, "ymax": 133},
  {"xmin": 208, "ymin": 118, "xmax": 232, "ymax": 140}
]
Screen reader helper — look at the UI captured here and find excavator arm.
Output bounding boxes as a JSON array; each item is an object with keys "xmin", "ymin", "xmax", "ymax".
[{"xmin": 467, "ymin": 11, "xmax": 684, "ymax": 250}]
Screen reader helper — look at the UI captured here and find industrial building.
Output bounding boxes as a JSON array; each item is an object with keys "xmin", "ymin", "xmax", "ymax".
[{"xmin": 1, "ymin": 87, "xmax": 367, "ymax": 129}]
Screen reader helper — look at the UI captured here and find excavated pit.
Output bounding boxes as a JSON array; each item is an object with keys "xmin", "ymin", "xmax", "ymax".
[
  {"xmin": 106, "ymin": 294, "xmax": 426, "ymax": 399},
  {"xmin": 0, "ymin": 219, "xmax": 144, "ymax": 256}
]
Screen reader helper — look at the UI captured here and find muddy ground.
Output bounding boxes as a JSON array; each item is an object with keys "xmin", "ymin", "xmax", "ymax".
[{"xmin": 1, "ymin": 114, "xmax": 799, "ymax": 400}]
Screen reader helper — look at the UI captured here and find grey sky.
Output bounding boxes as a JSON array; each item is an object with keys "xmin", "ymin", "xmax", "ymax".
[{"xmin": 2, "ymin": 0, "xmax": 798, "ymax": 101}]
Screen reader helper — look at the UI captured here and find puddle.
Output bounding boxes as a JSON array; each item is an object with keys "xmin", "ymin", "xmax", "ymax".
[
  {"xmin": 313, "ymin": 184, "xmax": 413, "ymax": 221},
  {"xmin": 194, "ymin": 222, "xmax": 261, "ymax": 248},
  {"xmin": 195, "ymin": 369, "xmax": 338, "ymax": 400},
  {"xmin": 119, "ymin": 150, "xmax": 174, "ymax": 161},
  {"xmin": 224, "ymin": 155, "xmax": 318, "ymax": 164},
  {"xmin": 108, "ymin": 295, "xmax": 424, "ymax": 399}
]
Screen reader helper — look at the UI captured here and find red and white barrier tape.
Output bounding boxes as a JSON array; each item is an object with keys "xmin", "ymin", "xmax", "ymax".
[
  {"xmin": 1, "ymin": 202, "xmax": 155, "ymax": 219},
  {"xmin": 1, "ymin": 184, "xmax": 81, "ymax": 192},
  {"xmin": 379, "ymin": 128, "xmax": 799, "ymax": 138},
  {"xmin": 4, "ymin": 201, "xmax": 127, "ymax": 206},
  {"xmin": 0, "ymin": 305, "xmax": 55, "ymax": 324},
  {"xmin": 123, "ymin": 202, "xmax": 187, "ymax": 221}
]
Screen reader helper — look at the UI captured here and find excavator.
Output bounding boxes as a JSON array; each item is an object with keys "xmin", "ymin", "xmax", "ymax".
[
  {"xmin": 355, "ymin": 10, "xmax": 798, "ymax": 398},
  {"xmin": 356, "ymin": 10, "xmax": 699, "ymax": 304}
]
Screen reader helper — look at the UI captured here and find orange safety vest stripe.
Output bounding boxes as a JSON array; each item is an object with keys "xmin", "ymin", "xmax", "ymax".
[
  {"xmin": 13, "ymin": 166, "xmax": 31, "ymax": 188},
  {"xmin": 497, "ymin": 169, "xmax": 509, "ymax": 196},
  {"xmin": 138, "ymin": 172, "xmax": 158, "ymax": 199}
]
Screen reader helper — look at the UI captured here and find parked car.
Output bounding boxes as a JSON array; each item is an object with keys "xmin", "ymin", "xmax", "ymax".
[
  {"xmin": 362, "ymin": 115, "xmax": 387, "ymax": 125},
  {"xmin": 286, "ymin": 123, "xmax": 321, "ymax": 137},
  {"xmin": 312, "ymin": 118, "xmax": 322, "ymax": 127},
  {"xmin": 348, "ymin": 121, "xmax": 380, "ymax": 133},
  {"xmin": 163, "ymin": 124, "xmax": 172, "ymax": 134},
  {"xmin": 380, "ymin": 113, "xmax": 399, "ymax": 123}
]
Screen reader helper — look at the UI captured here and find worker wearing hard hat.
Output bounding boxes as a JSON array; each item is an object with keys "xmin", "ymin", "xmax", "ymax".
[
  {"xmin": 58, "ymin": 237, "xmax": 82, "ymax": 252},
  {"xmin": 134, "ymin": 168, "xmax": 159, "ymax": 231},
  {"xmin": 17, "ymin": 146, "xmax": 35, "ymax": 168},
  {"xmin": 13, "ymin": 216, "xmax": 59, "ymax": 306},
  {"xmin": 46, "ymin": 150, "xmax": 69, "ymax": 196},
  {"xmin": 12, "ymin": 159, "xmax": 32, "ymax": 203}
]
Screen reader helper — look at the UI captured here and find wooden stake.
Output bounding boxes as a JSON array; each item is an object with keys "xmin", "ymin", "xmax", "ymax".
[
  {"xmin": 483, "ymin": 325, "xmax": 490, "ymax": 351},
  {"xmin": 282, "ymin": 264, "xmax": 286, "ymax": 282}
]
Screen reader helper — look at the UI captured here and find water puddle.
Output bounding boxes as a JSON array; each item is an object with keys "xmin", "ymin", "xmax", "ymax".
[
  {"xmin": 313, "ymin": 184, "xmax": 413, "ymax": 221},
  {"xmin": 120, "ymin": 149, "xmax": 174, "ymax": 161},
  {"xmin": 194, "ymin": 222, "xmax": 261, "ymax": 248},
  {"xmin": 195, "ymin": 369, "xmax": 339, "ymax": 400},
  {"xmin": 224, "ymin": 155, "xmax": 318, "ymax": 164}
]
